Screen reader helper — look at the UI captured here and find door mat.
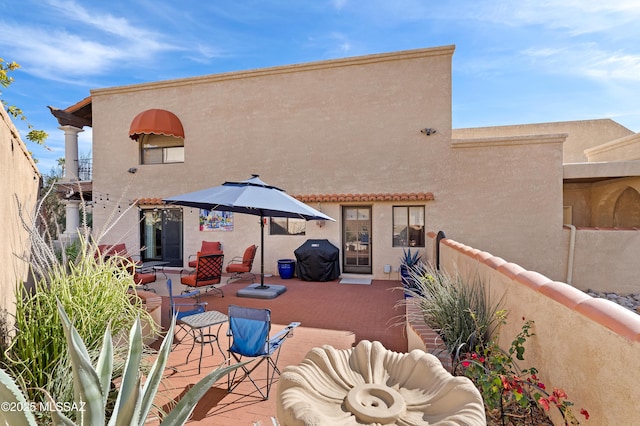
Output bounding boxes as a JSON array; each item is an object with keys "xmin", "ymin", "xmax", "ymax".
[{"xmin": 340, "ymin": 278, "xmax": 372, "ymax": 285}]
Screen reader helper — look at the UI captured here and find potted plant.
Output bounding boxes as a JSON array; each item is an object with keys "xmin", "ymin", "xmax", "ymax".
[{"xmin": 400, "ymin": 248, "xmax": 423, "ymax": 295}]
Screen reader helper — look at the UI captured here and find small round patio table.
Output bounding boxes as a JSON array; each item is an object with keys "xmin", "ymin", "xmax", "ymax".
[{"xmin": 179, "ymin": 310, "xmax": 228, "ymax": 374}]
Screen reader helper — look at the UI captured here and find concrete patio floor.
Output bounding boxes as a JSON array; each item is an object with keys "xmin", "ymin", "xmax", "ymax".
[{"xmin": 144, "ymin": 272, "xmax": 408, "ymax": 425}]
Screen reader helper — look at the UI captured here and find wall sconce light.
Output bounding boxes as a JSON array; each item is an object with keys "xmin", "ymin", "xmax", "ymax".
[
  {"xmin": 420, "ymin": 128, "xmax": 436, "ymax": 136},
  {"xmin": 128, "ymin": 167, "xmax": 137, "ymax": 174}
]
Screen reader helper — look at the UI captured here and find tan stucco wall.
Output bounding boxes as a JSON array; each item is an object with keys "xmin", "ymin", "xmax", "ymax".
[
  {"xmin": 443, "ymin": 134, "xmax": 567, "ymax": 280},
  {"xmin": 561, "ymin": 227, "xmax": 640, "ymax": 293},
  {"xmin": 437, "ymin": 235, "xmax": 640, "ymax": 425},
  {"xmin": 453, "ymin": 119, "xmax": 633, "ymax": 163},
  {"xmin": 0, "ymin": 107, "xmax": 40, "ymax": 319},
  {"xmin": 90, "ymin": 46, "xmax": 455, "ymax": 275},
  {"xmin": 563, "ymin": 176, "xmax": 640, "ymax": 228},
  {"xmin": 585, "ymin": 133, "xmax": 640, "ymax": 162}
]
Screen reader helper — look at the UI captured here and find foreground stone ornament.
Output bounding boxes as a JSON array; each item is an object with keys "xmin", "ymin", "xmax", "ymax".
[{"xmin": 277, "ymin": 340, "xmax": 485, "ymax": 425}]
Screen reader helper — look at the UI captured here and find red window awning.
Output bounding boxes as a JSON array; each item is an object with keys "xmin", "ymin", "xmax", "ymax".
[{"xmin": 129, "ymin": 109, "xmax": 185, "ymax": 140}]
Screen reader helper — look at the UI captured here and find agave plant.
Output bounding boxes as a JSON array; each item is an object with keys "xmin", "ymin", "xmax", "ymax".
[
  {"xmin": 400, "ymin": 248, "xmax": 424, "ymax": 294},
  {"xmin": 0, "ymin": 302, "xmax": 245, "ymax": 426},
  {"xmin": 400, "ymin": 247, "xmax": 422, "ymax": 269}
]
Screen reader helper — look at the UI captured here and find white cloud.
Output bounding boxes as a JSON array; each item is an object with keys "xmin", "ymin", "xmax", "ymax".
[
  {"xmin": 523, "ymin": 44, "xmax": 640, "ymax": 82},
  {"xmin": 305, "ymin": 32, "xmax": 358, "ymax": 58},
  {"xmin": 330, "ymin": 0, "xmax": 348, "ymax": 10},
  {"xmin": 0, "ymin": 0, "xmax": 179, "ymax": 81},
  {"xmin": 465, "ymin": 0, "xmax": 640, "ymax": 36}
]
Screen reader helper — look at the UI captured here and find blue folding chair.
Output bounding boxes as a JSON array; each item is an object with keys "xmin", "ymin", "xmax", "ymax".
[
  {"xmin": 227, "ymin": 305, "xmax": 300, "ymax": 400},
  {"xmin": 166, "ymin": 279, "xmax": 207, "ymax": 343}
]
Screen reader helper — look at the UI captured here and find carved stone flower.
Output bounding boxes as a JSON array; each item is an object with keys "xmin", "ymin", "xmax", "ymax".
[{"xmin": 277, "ymin": 340, "xmax": 485, "ymax": 425}]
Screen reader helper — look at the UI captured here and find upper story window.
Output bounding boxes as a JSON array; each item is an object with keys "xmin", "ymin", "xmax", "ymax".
[
  {"xmin": 393, "ymin": 206, "xmax": 425, "ymax": 247},
  {"xmin": 139, "ymin": 134, "xmax": 184, "ymax": 164},
  {"xmin": 270, "ymin": 217, "xmax": 306, "ymax": 236},
  {"xmin": 129, "ymin": 108, "xmax": 185, "ymax": 164}
]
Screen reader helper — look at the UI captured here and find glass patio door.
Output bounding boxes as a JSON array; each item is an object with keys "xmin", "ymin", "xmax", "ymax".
[
  {"xmin": 140, "ymin": 208, "xmax": 183, "ymax": 267},
  {"xmin": 342, "ymin": 206, "xmax": 372, "ymax": 274}
]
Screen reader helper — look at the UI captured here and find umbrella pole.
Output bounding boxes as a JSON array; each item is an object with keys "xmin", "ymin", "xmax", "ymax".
[{"xmin": 257, "ymin": 214, "xmax": 268, "ymax": 289}]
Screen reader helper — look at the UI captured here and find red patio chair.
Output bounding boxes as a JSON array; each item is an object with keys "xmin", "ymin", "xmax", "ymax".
[
  {"xmin": 188, "ymin": 241, "xmax": 223, "ymax": 268},
  {"xmin": 181, "ymin": 252, "xmax": 225, "ymax": 297},
  {"xmin": 226, "ymin": 245, "xmax": 257, "ymax": 283}
]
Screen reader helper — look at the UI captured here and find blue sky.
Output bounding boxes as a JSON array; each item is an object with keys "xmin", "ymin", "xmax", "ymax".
[{"xmin": 2, "ymin": 0, "xmax": 640, "ymax": 174}]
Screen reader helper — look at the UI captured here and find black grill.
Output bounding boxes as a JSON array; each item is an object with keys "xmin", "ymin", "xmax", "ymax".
[{"xmin": 294, "ymin": 239, "xmax": 340, "ymax": 281}]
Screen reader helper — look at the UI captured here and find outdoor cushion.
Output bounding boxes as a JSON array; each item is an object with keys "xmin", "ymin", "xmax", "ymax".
[
  {"xmin": 188, "ymin": 241, "xmax": 223, "ymax": 267},
  {"xmin": 134, "ymin": 271, "xmax": 156, "ymax": 285},
  {"xmin": 201, "ymin": 241, "xmax": 222, "ymax": 253}
]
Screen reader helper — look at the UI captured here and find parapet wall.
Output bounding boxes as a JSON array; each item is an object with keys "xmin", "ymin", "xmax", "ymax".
[{"xmin": 408, "ymin": 231, "xmax": 640, "ymax": 425}]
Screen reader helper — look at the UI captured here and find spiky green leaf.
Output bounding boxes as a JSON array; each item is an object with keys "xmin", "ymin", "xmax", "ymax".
[
  {"xmin": 42, "ymin": 390, "xmax": 75, "ymax": 426},
  {"xmin": 139, "ymin": 317, "xmax": 176, "ymax": 423},
  {"xmin": 0, "ymin": 368, "xmax": 38, "ymax": 426},
  {"xmin": 57, "ymin": 301, "xmax": 105, "ymax": 425},
  {"xmin": 95, "ymin": 323, "xmax": 113, "ymax": 408},
  {"xmin": 160, "ymin": 361, "xmax": 250, "ymax": 426},
  {"xmin": 107, "ymin": 317, "xmax": 143, "ymax": 426}
]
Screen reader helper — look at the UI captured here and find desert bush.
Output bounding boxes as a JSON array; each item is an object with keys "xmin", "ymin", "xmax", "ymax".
[
  {"xmin": 402, "ymin": 263, "xmax": 503, "ymax": 357},
  {"xmin": 2, "ymin": 236, "xmax": 157, "ymax": 414}
]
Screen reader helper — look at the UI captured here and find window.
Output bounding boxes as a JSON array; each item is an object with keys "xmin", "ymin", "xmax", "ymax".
[
  {"xmin": 140, "ymin": 134, "xmax": 184, "ymax": 164},
  {"xmin": 270, "ymin": 217, "xmax": 306, "ymax": 235},
  {"xmin": 393, "ymin": 206, "xmax": 425, "ymax": 247}
]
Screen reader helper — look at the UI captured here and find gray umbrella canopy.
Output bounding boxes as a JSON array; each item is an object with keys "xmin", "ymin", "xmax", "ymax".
[{"xmin": 163, "ymin": 175, "xmax": 334, "ymax": 287}]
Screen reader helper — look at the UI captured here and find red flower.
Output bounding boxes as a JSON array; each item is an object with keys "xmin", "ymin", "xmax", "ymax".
[
  {"xmin": 580, "ymin": 408, "xmax": 590, "ymax": 419},
  {"xmin": 461, "ymin": 361, "xmax": 470, "ymax": 367},
  {"xmin": 501, "ymin": 376, "xmax": 513, "ymax": 390},
  {"xmin": 539, "ymin": 397, "xmax": 550, "ymax": 411},
  {"xmin": 553, "ymin": 388, "xmax": 568, "ymax": 400},
  {"xmin": 538, "ymin": 382, "xmax": 546, "ymax": 390}
]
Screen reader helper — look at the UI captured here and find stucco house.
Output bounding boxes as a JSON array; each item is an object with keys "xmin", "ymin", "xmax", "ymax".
[{"xmin": 49, "ymin": 44, "xmax": 640, "ymax": 293}]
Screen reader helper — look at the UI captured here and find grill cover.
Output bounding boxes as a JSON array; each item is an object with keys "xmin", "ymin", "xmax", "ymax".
[{"xmin": 294, "ymin": 239, "xmax": 340, "ymax": 281}]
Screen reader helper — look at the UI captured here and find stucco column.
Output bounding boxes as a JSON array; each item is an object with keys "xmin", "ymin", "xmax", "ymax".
[
  {"xmin": 59, "ymin": 125, "xmax": 84, "ymax": 243},
  {"xmin": 60, "ymin": 200, "xmax": 81, "ymax": 243},
  {"xmin": 60, "ymin": 125, "xmax": 83, "ymax": 181}
]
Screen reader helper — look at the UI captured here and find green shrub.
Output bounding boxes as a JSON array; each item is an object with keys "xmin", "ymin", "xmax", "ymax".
[
  {"xmin": 402, "ymin": 263, "xmax": 504, "ymax": 356},
  {"xmin": 2, "ymin": 237, "xmax": 157, "ymax": 410},
  {"xmin": 455, "ymin": 318, "xmax": 589, "ymax": 425},
  {"xmin": 0, "ymin": 303, "xmax": 245, "ymax": 425}
]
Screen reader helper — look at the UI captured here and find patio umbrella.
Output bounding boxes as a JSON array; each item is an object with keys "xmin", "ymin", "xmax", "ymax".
[{"xmin": 163, "ymin": 175, "xmax": 334, "ymax": 289}]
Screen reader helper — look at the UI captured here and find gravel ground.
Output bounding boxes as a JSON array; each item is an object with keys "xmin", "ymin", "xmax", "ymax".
[{"xmin": 586, "ymin": 289, "xmax": 640, "ymax": 313}]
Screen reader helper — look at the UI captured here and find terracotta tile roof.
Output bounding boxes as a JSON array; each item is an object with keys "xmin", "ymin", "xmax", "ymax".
[
  {"xmin": 295, "ymin": 192, "xmax": 435, "ymax": 202},
  {"xmin": 141, "ymin": 192, "xmax": 434, "ymax": 206},
  {"xmin": 137, "ymin": 198, "xmax": 163, "ymax": 205}
]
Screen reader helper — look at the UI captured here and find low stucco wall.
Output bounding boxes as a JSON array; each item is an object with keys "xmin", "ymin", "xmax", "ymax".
[
  {"xmin": 0, "ymin": 108, "xmax": 40, "ymax": 321},
  {"xmin": 561, "ymin": 227, "xmax": 640, "ymax": 293},
  {"xmin": 432, "ymin": 234, "xmax": 640, "ymax": 425},
  {"xmin": 135, "ymin": 290, "xmax": 162, "ymax": 344}
]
